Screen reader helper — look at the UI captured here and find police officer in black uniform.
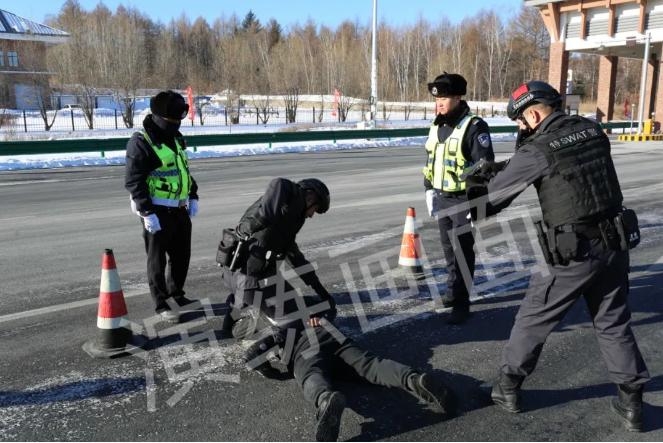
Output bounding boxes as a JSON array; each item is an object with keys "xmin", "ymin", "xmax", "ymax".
[
  {"xmin": 125, "ymin": 91, "xmax": 199, "ymax": 324},
  {"xmin": 230, "ymin": 296, "xmax": 456, "ymax": 442},
  {"xmin": 466, "ymin": 81, "xmax": 649, "ymax": 432},
  {"xmin": 423, "ymin": 73, "xmax": 495, "ymax": 324},
  {"xmin": 221, "ymin": 177, "xmax": 335, "ymax": 331}
]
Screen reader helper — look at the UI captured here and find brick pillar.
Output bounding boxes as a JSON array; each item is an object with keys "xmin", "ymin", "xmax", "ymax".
[
  {"xmin": 653, "ymin": 59, "xmax": 663, "ymax": 130},
  {"xmin": 548, "ymin": 41, "xmax": 569, "ymax": 104},
  {"xmin": 596, "ymin": 55, "xmax": 618, "ymax": 122},
  {"xmin": 644, "ymin": 58, "xmax": 657, "ymax": 120}
]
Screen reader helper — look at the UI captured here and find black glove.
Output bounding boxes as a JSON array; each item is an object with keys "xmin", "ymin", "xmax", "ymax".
[
  {"xmin": 515, "ymin": 128, "xmax": 533, "ymax": 151},
  {"xmin": 465, "ymin": 174, "xmax": 490, "ymax": 188},
  {"xmin": 479, "ymin": 160, "xmax": 508, "ymax": 176}
]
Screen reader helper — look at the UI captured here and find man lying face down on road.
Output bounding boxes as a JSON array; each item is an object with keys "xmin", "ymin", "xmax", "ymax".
[{"xmin": 226, "ymin": 292, "xmax": 457, "ymax": 442}]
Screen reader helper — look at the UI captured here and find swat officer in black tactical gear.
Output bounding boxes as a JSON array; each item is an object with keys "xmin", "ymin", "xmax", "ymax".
[
  {"xmin": 220, "ymin": 177, "xmax": 336, "ymax": 332},
  {"xmin": 423, "ymin": 72, "xmax": 495, "ymax": 325},
  {"xmin": 229, "ymin": 295, "xmax": 456, "ymax": 442},
  {"xmin": 465, "ymin": 81, "xmax": 649, "ymax": 432}
]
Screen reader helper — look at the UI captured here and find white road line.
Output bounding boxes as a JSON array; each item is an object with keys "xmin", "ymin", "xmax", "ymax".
[
  {"xmin": 0, "ymin": 215, "xmax": 37, "ymax": 221},
  {"xmin": 0, "ymin": 285, "xmax": 149, "ymax": 325},
  {"xmin": 0, "ymin": 176, "xmax": 118, "ymax": 187}
]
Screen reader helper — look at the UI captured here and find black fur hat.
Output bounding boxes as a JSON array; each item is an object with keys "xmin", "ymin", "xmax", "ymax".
[
  {"xmin": 427, "ymin": 72, "xmax": 467, "ymax": 97},
  {"xmin": 150, "ymin": 90, "xmax": 189, "ymax": 120}
]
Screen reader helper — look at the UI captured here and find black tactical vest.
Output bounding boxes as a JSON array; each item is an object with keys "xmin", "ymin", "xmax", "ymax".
[{"xmin": 530, "ymin": 113, "xmax": 623, "ymax": 228}]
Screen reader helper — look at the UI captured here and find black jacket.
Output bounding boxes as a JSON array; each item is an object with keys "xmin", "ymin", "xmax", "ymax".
[
  {"xmin": 424, "ymin": 100, "xmax": 495, "ymax": 190},
  {"xmin": 124, "ymin": 115, "xmax": 199, "ymax": 213},
  {"xmin": 237, "ymin": 178, "xmax": 321, "ymax": 287}
]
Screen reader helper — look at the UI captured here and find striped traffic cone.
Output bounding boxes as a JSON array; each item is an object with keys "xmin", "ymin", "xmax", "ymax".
[
  {"xmin": 398, "ymin": 207, "xmax": 424, "ymax": 275},
  {"xmin": 83, "ymin": 249, "xmax": 134, "ymax": 358}
]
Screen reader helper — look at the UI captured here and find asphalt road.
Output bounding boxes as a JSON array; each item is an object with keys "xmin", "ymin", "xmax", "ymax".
[{"xmin": 1, "ymin": 140, "xmax": 662, "ymax": 441}]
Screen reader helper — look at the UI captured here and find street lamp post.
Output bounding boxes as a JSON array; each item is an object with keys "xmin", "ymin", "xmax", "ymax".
[{"xmin": 370, "ymin": 0, "xmax": 378, "ymax": 127}]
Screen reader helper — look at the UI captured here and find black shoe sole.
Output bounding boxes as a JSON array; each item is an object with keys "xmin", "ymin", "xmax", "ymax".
[
  {"xmin": 611, "ymin": 400, "xmax": 643, "ymax": 432},
  {"xmin": 316, "ymin": 392, "xmax": 346, "ymax": 442},
  {"xmin": 418, "ymin": 374, "xmax": 456, "ymax": 416}
]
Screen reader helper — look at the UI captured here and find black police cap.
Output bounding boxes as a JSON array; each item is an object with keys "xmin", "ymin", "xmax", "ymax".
[
  {"xmin": 427, "ymin": 72, "xmax": 467, "ymax": 97},
  {"xmin": 150, "ymin": 90, "xmax": 189, "ymax": 120}
]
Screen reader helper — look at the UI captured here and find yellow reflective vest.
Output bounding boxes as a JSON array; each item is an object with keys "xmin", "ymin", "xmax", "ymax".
[
  {"xmin": 422, "ymin": 113, "xmax": 476, "ymax": 192},
  {"xmin": 143, "ymin": 131, "xmax": 192, "ymax": 207}
]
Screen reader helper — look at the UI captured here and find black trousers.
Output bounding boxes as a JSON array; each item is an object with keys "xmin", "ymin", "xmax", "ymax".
[
  {"xmin": 292, "ymin": 329, "xmax": 415, "ymax": 406},
  {"xmin": 437, "ymin": 195, "xmax": 476, "ymax": 308},
  {"xmin": 502, "ymin": 238, "xmax": 649, "ymax": 385},
  {"xmin": 142, "ymin": 206, "xmax": 192, "ymax": 312}
]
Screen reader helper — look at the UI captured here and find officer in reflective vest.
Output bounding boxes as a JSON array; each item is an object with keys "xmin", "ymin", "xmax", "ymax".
[
  {"xmin": 466, "ymin": 81, "xmax": 649, "ymax": 431},
  {"xmin": 423, "ymin": 72, "xmax": 495, "ymax": 324},
  {"xmin": 125, "ymin": 90, "xmax": 200, "ymax": 324}
]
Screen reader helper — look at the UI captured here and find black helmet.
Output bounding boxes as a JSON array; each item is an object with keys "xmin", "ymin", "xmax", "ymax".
[
  {"xmin": 507, "ymin": 81, "xmax": 562, "ymax": 120},
  {"xmin": 298, "ymin": 178, "xmax": 330, "ymax": 214},
  {"xmin": 427, "ymin": 72, "xmax": 467, "ymax": 97}
]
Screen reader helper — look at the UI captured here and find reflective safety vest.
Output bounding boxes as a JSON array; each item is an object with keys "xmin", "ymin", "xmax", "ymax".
[
  {"xmin": 422, "ymin": 113, "xmax": 475, "ymax": 192},
  {"xmin": 143, "ymin": 131, "xmax": 192, "ymax": 207}
]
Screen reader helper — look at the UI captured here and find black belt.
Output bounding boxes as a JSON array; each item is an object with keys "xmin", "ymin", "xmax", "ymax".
[
  {"xmin": 440, "ymin": 191, "xmax": 466, "ymax": 199},
  {"xmin": 560, "ymin": 221, "xmax": 614, "ymax": 240}
]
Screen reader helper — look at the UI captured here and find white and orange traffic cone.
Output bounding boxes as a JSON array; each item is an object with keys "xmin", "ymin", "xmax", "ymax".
[
  {"xmin": 398, "ymin": 207, "xmax": 424, "ymax": 276},
  {"xmin": 83, "ymin": 249, "xmax": 135, "ymax": 358}
]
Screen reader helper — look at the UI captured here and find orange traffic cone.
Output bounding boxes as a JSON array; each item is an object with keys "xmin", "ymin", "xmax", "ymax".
[
  {"xmin": 83, "ymin": 249, "xmax": 135, "ymax": 358},
  {"xmin": 398, "ymin": 207, "xmax": 424, "ymax": 275}
]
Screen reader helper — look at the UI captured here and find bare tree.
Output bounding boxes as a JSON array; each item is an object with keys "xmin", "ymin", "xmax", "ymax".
[{"xmin": 284, "ymin": 87, "xmax": 299, "ymax": 123}]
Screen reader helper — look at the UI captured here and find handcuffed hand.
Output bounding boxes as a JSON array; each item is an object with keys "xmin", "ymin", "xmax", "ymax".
[
  {"xmin": 187, "ymin": 199, "xmax": 199, "ymax": 217},
  {"xmin": 142, "ymin": 213, "xmax": 161, "ymax": 234}
]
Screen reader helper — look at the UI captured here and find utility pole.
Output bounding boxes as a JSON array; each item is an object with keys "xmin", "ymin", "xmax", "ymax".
[{"xmin": 370, "ymin": 0, "xmax": 378, "ymax": 127}]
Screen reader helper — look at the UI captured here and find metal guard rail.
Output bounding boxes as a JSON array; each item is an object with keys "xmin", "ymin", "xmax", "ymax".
[{"xmin": 0, "ymin": 121, "xmax": 632, "ymax": 156}]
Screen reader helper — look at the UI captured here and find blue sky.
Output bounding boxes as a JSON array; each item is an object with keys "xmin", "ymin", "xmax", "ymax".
[{"xmin": 10, "ymin": 0, "xmax": 524, "ymax": 29}]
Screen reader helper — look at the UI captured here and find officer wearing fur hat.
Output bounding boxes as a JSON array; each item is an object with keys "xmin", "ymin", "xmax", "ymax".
[
  {"xmin": 423, "ymin": 72, "xmax": 495, "ymax": 324},
  {"xmin": 125, "ymin": 90, "xmax": 199, "ymax": 323}
]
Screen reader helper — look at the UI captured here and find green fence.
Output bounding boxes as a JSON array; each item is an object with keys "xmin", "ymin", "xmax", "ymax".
[{"xmin": 0, "ymin": 121, "xmax": 632, "ymax": 157}]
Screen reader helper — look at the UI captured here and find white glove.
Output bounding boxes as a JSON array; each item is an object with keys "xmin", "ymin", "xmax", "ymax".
[
  {"xmin": 129, "ymin": 196, "xmax": 140, "ymax": 216},
  {"xmin": 142, "ymin": 213, "xmax": 161, "ymax": 234},
  {"xmin": 425, "ymin": 189, "xmax": 439, "ymax": 217},
  {"xmin": 188, "ymin": 199, "xmax": 199, "ymax": 217}
]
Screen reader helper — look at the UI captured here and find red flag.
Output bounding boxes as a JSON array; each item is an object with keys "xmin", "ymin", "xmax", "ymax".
[
  {"xmin": 186, "ymin": 86, "xmax": 195, "ymax": 121},
  {"xmin": 624, "ymin": 99, "xmax": 630, "ymax": 118},
  {"xmin": 331, "ymin": 89, "xmax": 341, "ymax": 117}
]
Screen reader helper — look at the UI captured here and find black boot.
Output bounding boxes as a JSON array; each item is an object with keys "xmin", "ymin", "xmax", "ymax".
[
  {"xmin": 491, "ymin": 373, "xmax": 524, "ymax": 413},
  {"xmin": 446, "ymin": 306, "xmax": 470, "ymax": 325},
  {"xmin": 611, "ymin": 384, "xmax": 643, "ymax": 432},
  {"xmin": 406, "ymin": 373, "xmax": 456, "ymax": 416},
  {"xmin": 315, "ymin": 391, "xmax": 345, "ymax": 442}
]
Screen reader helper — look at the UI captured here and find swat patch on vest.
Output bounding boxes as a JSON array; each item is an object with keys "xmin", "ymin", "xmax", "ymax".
[{"xmin": 548, "ymin": 127, "xmax": 600, "ymax": 150}]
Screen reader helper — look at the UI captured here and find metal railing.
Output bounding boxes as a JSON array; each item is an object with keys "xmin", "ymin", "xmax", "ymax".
[{"xmin": 0, "ymin": 121, "xmax": 632, "ymax": 157}]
